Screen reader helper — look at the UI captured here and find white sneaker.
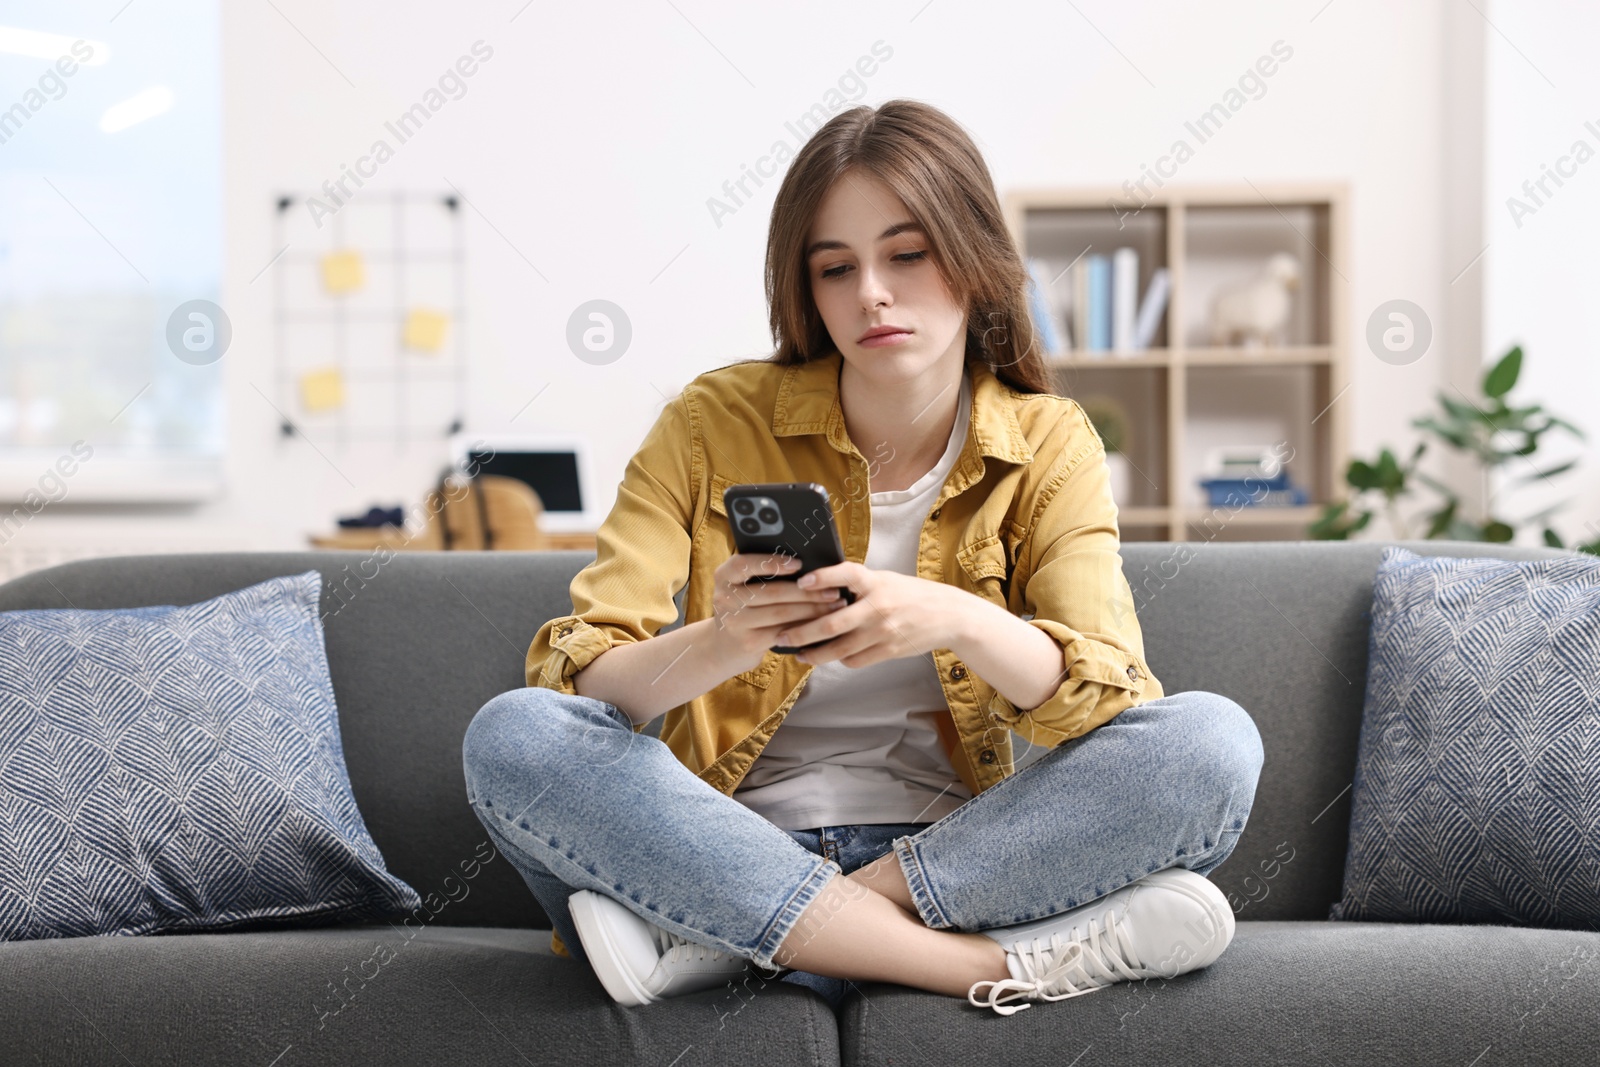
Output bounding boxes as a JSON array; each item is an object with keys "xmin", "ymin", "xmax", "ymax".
[
  {"xmin": 967, "ymin": 866, "xmax": 1236, "ymax": 1015},
  {"xmin": 568, "ymin": 889, "xmax": 762, "ymax": 1006}
]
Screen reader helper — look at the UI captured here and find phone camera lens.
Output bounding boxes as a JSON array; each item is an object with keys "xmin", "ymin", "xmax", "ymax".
[
  {"xmin": 733, "ymin": 498, "xmax": 754, "ymax": 516},
  {"xmin": 738, "ymin": 517, "xmax": 760, "ymax": 535},
  {"xmin": 758, "ymin": 507, "xmax": 779, "ymax": 524}
]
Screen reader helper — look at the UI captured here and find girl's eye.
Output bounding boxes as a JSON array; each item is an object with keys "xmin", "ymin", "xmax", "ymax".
[{"xmin": 819, "ymin": 250, "xmax": 927, "ymax": 279}]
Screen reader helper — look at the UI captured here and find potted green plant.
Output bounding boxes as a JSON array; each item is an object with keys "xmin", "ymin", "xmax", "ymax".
[
  {"xmin": 1078, "ymin": 395, "xmax": 1132, "ymax": 505},
  {"xmin": 1311, "ymin": 345, "xmax": 1600, "ymax": 555}
]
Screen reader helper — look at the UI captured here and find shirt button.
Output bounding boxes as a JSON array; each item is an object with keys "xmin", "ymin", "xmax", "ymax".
[
  {"xmin": 1126, "ymin": 664, "xmax": 1139, "ymax": 681},
  {"xmin": 558, "ymin": 626, "xmax": 572, "ymax": 638},
  {"xmin": 929, "ymin": 506, "xmax": 942, "ymax": 520},
  {"xmin": 949, "ymin": 664, "xmax": 967, "ymax": 681},
  {"xmin": 979, "ymin": 749, "xmax": 997, "ymax": 764}
]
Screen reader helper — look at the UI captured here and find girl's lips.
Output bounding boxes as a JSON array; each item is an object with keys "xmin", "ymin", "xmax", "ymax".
[{"xmin": 859, "ymin": 330, "xmax": 912, "ymax": 348}]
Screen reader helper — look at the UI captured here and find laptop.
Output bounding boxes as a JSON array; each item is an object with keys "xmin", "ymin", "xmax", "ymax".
[{"xmin": 448, "ymin": 434, "xmax": 596, "ymax": 534}]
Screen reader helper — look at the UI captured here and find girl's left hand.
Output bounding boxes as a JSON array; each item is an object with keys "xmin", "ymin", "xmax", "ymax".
[{"xmin": 775, "ymin": 561, "xmax": 969, "ymax": 668}]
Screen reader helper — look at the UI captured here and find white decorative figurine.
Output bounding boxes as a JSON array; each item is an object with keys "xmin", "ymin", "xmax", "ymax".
[{"xmin": 1207, "ymin": 252, "xmax": 1301, "ymax": 347}]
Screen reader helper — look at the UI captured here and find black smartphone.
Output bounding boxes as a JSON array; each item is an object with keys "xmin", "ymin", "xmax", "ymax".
[{"xmin": 723, "ymin": 482, "xmax": 858, "ymax": 655}]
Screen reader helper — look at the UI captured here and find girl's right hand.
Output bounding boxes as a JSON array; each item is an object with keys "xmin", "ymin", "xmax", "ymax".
[{"xmin": 710, "ymin": 551, "xmax": 848, "ymax": 669}]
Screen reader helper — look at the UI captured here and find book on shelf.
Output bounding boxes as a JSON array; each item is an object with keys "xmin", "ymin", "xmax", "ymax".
[
  {"xmin": 1024, "ymin": 257, "xmax": 1065, "ymax": 355},
  {"xmin": 1196, "ymin": 476, "xmax": 1309, "ymax": 508},
  {"xmin": 1059, "ymin": 250, "xmax": 1168, "ymax": 358},
  {"xmin": 1112, "ymin": 248, "xmax": 1138, "ymax": 353},
  {"xmin": 1196, "ymin": 444, "xmax": 1307, "ymax": 507},
  {"xmin": 1134, "ymin": 267, "xmax": 1169, "ymax": 351},
  {"xmin": 1071, "ymin": 256, "xmax": 1091, "ymax": 353},
  {"xmin": 1085, "ymin": 254, "xmax": 1111, "ymax": 352}
]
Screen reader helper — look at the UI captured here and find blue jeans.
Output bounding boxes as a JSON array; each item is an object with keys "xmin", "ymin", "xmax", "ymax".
[{"xmin": 461, "ymin": 687, "xmax": 1263, "ymax": 1001}]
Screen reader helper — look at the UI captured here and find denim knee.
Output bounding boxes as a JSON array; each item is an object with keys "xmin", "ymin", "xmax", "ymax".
[
  {"xmin": 462, "ymin": 687, "xmax": 627, "ymax": 805},
  {"xmin": 1161, "ymin": 689, "xmax": 1260, "ymax": 761},
  {"xmin": 1169, "ymin": 691, "xmax": 1265, "ymax": 823}
]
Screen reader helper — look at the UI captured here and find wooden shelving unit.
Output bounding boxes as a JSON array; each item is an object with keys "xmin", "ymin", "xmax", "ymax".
[{"xmin": 1005, "ymin": 183, "xmax": 1350, "ymax": 542}]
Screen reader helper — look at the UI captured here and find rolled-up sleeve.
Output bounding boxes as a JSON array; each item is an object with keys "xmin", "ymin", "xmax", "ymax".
[
  {"xmin": 993, "ymin": 405, "xmax": 1164, "ymax": 748},
  {"xmin": 525, "ymin": 388, "xmax": 699, "ymax": 696}
]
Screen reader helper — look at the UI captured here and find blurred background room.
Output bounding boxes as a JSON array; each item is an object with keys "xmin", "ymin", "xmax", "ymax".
[{"xmin": 1, "ymin": 0, "xmax": 1597, "ymax": 579}]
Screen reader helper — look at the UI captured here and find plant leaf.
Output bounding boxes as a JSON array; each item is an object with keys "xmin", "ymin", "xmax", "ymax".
[
  {"xmin": 1440, "ymin": 394, "xmax": 1488, "ymax": 425},
  {"xmin": 1484, "ymin": 346, "xmax": 1522, "ymax": 398},
  {"xmin": 1309, "ymin": 500, "xmax": 1371, "ymax": 541},
  {"xmin": 1413, "ymin": 416, "xmax": 1471, "ymax": 450},
  {"xmin": 1347, "ymin": 459, "xmax": 1379, "ymax": 490},
  {"xmin": 1545, "ymin": 414, "xmax": 1586, "ymax": 439},
  {"xmin": 1423, "ymin": 498, "xmax": 1457, "ymax": 538},
  {"xmin": 1511, "ymin": 459, "xmax": 1578, "ymax": 485}
]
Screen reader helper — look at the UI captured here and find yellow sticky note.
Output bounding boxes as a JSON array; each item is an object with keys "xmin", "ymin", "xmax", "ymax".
[
  {"xmin": 403, "ymin": 308, "xmax": 450, "ymax": 353},
  {"xmin": 321, "ymin": 251, "xmax": 365, "ymax": 294},
  {"xmin": 299, "ymin": 367, "xmax": 346, "ymax": 412}
]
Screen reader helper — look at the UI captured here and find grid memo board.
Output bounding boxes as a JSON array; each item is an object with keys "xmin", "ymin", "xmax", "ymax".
[{"xmin": 271, "ymin": 190, "xmax": 467, "ymax": 447}]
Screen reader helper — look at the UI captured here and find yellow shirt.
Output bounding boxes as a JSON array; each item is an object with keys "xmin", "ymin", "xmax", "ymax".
[{"xmin": 524, "ymin": 350, "xmax": 1164, "ymax": 955}]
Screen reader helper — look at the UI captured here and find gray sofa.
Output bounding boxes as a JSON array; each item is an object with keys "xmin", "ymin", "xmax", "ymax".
[{"xmin": 1, "ymin": 539, "xmax": 1597, "ymax": 1066}]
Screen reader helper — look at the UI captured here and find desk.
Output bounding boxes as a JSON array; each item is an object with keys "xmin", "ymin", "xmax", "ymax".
[{"xmin": 307, "ymin": 529, "xmax": 597, "ymax": 552}]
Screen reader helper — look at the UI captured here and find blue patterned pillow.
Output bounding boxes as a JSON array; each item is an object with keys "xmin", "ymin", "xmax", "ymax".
[
  {"xmin": 0, "ymin": 571, "xmax": 420, "ymax": 940},
  {"xmin": 1331, "ymin": 546, "xmax": 1600, "ymax": 927}
]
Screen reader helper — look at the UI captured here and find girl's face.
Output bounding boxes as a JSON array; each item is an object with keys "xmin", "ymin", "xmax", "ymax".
[{"xmin": 805, "ymin": 170, "xmax": 966, "ymax": 382}]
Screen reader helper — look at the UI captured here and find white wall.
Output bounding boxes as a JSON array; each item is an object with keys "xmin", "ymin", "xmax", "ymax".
[
  {"xmin": 1483, "ymin": 0, "xmax": 1600, "ymax": 550},
  {"xmin": 12, "ymin": 0, "xmax": 1522, "ymax": 563}
]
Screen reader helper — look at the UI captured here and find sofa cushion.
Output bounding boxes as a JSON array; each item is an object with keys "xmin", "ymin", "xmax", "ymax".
[
  {"xmin": 0, "ymin": 571, "xmax": 420, "ymax": 940},
  {"xmin": 0, "ymin": 924, "xmax": 842, "ymax": 1066},
  {"xmin": 1331, "ymin": 546, "xmax": 1600, "ymax": 927},
  {"xmin": 839, "ymin": 920, "xmax": 1600, "ymax": 1066}
]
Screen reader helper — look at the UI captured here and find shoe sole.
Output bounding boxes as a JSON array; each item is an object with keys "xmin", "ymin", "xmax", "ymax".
[
  {"xmin": 1136, "ymin": 867, "xmax": 1235, "ymax": 971},
  {"xmin": 569, "ymin": 891, "xmax": 657, "ymax": 1007}
]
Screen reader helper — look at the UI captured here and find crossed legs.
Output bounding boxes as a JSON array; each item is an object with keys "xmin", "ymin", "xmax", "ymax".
[
  {"xmin": 771, "ymin": 853, "xmax": 1010, "ymax": 997},
  {"xmin": 463, "ymin": 686, "xmax": 1263, "ymax": 999}
]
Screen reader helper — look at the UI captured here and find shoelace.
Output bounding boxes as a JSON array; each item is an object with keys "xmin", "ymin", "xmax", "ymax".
[{"xmin": 968, "ymin": 910, "xmax": 1146, "ymax": 1016}]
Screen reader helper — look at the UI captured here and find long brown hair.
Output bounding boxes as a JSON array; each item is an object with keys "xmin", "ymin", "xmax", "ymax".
[{"xmin": 760, "ymin": 98, "xmax": 1054, "ymax": 395}]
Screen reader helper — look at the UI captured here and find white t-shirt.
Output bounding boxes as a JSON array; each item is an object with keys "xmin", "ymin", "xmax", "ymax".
[{"xmin": 733, "ymin": 373, "xmax": 977, "ymax": 830}]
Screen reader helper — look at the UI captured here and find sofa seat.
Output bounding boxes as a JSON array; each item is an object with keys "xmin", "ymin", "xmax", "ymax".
[
  {"xmin": 0, "ymin": 924, "xmax": 840, "ymax": 1066},
  {"xmin": 839, "ymin": 919, "xmax": 1600, "ymax": 1066}
]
